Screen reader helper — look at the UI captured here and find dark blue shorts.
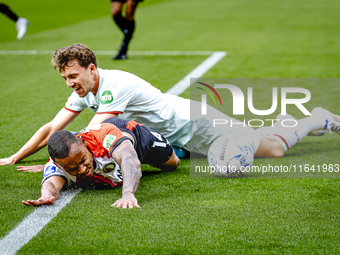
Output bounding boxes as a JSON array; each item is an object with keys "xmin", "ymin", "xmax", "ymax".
[{"xmin": 102, "ymin": 117, "xmax": 173, "ymax": 167}]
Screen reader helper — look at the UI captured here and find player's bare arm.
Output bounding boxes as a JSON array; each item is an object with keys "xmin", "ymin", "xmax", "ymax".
[
  {"xmin": 0, "ymin": 108, "xmax": 79, "ymax": 168},
  {"xmin": 88, "ymin": 113, "xmax": 119, "ymax": 126},
  {"xmin": 111, "ymin": 140, "xmax": 141, "ymax": 209},
  {"xmin": 22, "ymin": 176, "xmax": 65, "ymax": 206},
  {"xmin": 15, "ymin": 114, "xmax": 117, "ymax": 171},
  {"xmin": 17, "ymin": 165, "xmax": 46, "ymax": 172}
]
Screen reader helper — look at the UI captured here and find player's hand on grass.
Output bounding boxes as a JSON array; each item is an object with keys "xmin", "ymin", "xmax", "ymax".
[
  {"xmin": 112, "ymin": 193, "xmax": 140, "ymax": 209},
  {"xmin": 0, "ymin": 156, "xmax": 17, "ymax": 165},
  {"xmin": 22, "ymin": 196, "xmax": 56, "ymax": 206},
  {"xmin": 17, "ymin": 165, "xmax": 45, "ymax": 172}
]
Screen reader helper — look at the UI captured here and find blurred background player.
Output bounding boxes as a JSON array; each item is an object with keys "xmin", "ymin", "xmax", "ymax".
[
  {"xmin": 111, "ymin": 0, "xmax": 142, "ymax": 60},
  {"xmin": 0, "ymin": 1, "xmax": 29, "ymax": 40}
]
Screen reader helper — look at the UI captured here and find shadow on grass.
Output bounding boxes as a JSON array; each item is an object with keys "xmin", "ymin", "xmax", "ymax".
[
  {"xmin": 283, "ymin": 140, "xmax": 339, "ymax": 157},
  {"xmin": 71, "ymin": 168, "xmax": 172, "ymax": 191}
]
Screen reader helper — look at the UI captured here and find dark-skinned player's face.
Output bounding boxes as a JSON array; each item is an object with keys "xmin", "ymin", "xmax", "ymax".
[{"xmin": 55, "ymin": 139, "xmax": 94, "ymax": 178}]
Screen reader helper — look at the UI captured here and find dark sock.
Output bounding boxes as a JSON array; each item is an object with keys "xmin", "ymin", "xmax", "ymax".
[
  {"xmin": 113, "ymin": 13, "xmax": 127, "ymax": 32},
  {"xmin": 0, "ymin": 3, "xmax": 19, "ymax": 22},
  {"xmin": 119, "ymin": 20, "xmax": 135, "ymax": 53},
  {"xmin": 123, "ymin": 20, "xmax": 135, "ymax": 43},
  {"xmin": 113, "ymin": 20, "xmax": 135, "ymax": 59}
]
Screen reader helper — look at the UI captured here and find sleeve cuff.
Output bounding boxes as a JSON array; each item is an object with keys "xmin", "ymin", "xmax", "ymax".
[{"xmin": 64, "ymin": 106, "xmax": 82, "ymax": 114}]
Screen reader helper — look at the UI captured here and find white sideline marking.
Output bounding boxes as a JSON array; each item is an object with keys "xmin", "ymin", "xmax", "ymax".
[
  {"xmin": 165, "ymin": 51, "xmax": 227, "ymax": 95},
  {"xmin": 0, "ymin": 50, "xmax": 226, "ymax": 254},
  {"xmin": 0, "ymin": 190, "xmax": 79, "ymax": 255},
  {"xmin": 96, "ymin": 51, "xmax": 219, "ymax": 56},
  {"xmin": 0, "ymin": 50, "xmax": 227, "ymax": 95},
  {"xmin": 0, "ymin": 50, "xmax": 218, "ymax": 56}
]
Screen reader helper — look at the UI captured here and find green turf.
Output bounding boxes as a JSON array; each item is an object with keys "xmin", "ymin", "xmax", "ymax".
[{"xmin": 1, "ymin": 0, "xmax": 340, "ymax": 253}]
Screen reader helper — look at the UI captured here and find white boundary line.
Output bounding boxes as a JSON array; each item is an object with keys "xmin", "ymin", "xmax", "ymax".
[
  {"xmin": 0, "ymin": 50, "xmax": 227, "ymax": 95},
  {"xmin": 0, "ymin": 50, "xmax": 219, "ymax": 56},
  {"xmin": 0, "ymin": 190, "xmax": 79, "ymax": 255},
  {"xmin": 165, "ymin": 51, "xmax": 227, "ymax": 95},
  {"xmin": 0, "ymin": 50, "xmax": 226, "ymax": 255}
]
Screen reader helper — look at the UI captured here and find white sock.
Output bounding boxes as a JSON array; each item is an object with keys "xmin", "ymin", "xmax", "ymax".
[{"xmin": 258, "ymin": 115, "xmax": 325, "ymax": 151}]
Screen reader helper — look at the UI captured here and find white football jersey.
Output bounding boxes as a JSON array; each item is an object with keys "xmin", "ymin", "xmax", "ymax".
[{"xmin": 64, "ymin": 68, "xmax": 191, "ymax": 147}]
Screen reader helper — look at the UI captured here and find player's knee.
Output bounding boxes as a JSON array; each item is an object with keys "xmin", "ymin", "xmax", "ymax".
[
  {"xmin": 268, "ymin": 145, "xmax": 285, "ymax": 158},
  {"xmin": 168, "ymin": 156, "xmax": 180, "ymax": 171},
  {"xmin": 125, "ymin": 1, "xmax": 138, "ymax": 20},
  {"xmin": 174, "ymin": 155, "xmax": 180, "ymax": 169},
  {"xmin": 125, "ymin": 11, "xmax": 135, "ymax": 21},
  {"xmin": 162, "ymin": 151, "xmax": 180, "ymax": 172},
  {"xmin": 112, "ymin": 11, "xmax": 122, "ymax": 17},
  {"xmin": 256, "ymin": 136, "xmax": 285, "ymax": 158},
  {"xmin": 111, "ymin": 2, "xmax": 123, "ymax": 16}
]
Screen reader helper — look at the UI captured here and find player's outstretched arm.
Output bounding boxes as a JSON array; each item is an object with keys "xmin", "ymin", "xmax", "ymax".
[
  {"xmin": 17, "ymin": 165, "xmax": 45, "ymax": 172},
  {"xmin": 22, "ymin": 176, "xmax": 65, "ymax": 206},
  {"xmin": 111, "ymin": 140, "xmax": 141, "ymax": 209},
  {"xmin": 0, "ymin": 108, "xmax": 79, "ymax": 167}
]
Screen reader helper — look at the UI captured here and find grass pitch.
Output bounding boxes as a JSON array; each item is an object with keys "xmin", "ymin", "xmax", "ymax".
[{"xmin": 1, "ymin": 0, "xmax": 340, "ymax": 254}]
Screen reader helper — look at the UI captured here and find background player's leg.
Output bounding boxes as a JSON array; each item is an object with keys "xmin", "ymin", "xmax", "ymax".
[
  {"xmin": 0, "ymin": 2, "xmax": 29, "ymax": 40},
  {"xmin": 111, "ymin": 1, "xmax": 126, "ymax": 32},
  {"xmin": 113, "ymin": 0, "xmax": 139, "ymax": 60},
  {"xmin": 111, "ymin": 1, "xmax": 127, "ymax": 60},
  {"xmin": 0, "ymin": 2, "xmax": 18, "ymax": 22}
]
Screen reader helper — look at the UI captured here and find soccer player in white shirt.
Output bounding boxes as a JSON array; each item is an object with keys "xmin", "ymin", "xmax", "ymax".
[{"xmin": 1, "ymin": 43, "xmax": 340, "ymax": 171}]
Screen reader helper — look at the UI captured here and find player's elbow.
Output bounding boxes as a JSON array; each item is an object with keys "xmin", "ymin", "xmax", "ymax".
[{"xmin": 40, "ymin": 122, "xmax": 60, "ymax": 141}]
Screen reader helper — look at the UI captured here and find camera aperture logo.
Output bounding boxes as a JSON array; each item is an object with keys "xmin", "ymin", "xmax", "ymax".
[{"xmin": 196, "ymin": 82, "xmax": 223, "ymax": 112}]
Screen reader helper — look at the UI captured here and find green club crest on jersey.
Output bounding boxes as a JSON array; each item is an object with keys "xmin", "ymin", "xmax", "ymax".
[
  {"xmin": 100, "ymin": 91, "xmax": 113, "ymax": 104},
  {"xmin": 103, "ymin": 163, "xmax": 116, "ymax": 173},
  {"xmin": 103, "ymin": 134, "xmax": 117, "ymax": 150}
]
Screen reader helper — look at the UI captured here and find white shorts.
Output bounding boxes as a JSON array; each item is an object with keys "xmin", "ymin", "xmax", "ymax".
[{"xmin": 184, "ymin": 101, "xmax": 260, "ymax": 155}]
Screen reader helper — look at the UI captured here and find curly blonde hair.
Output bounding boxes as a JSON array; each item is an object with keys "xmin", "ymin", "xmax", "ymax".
[{"xmin": 51, "ymin": 43, "xmax": 97, "ymax": 71}]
